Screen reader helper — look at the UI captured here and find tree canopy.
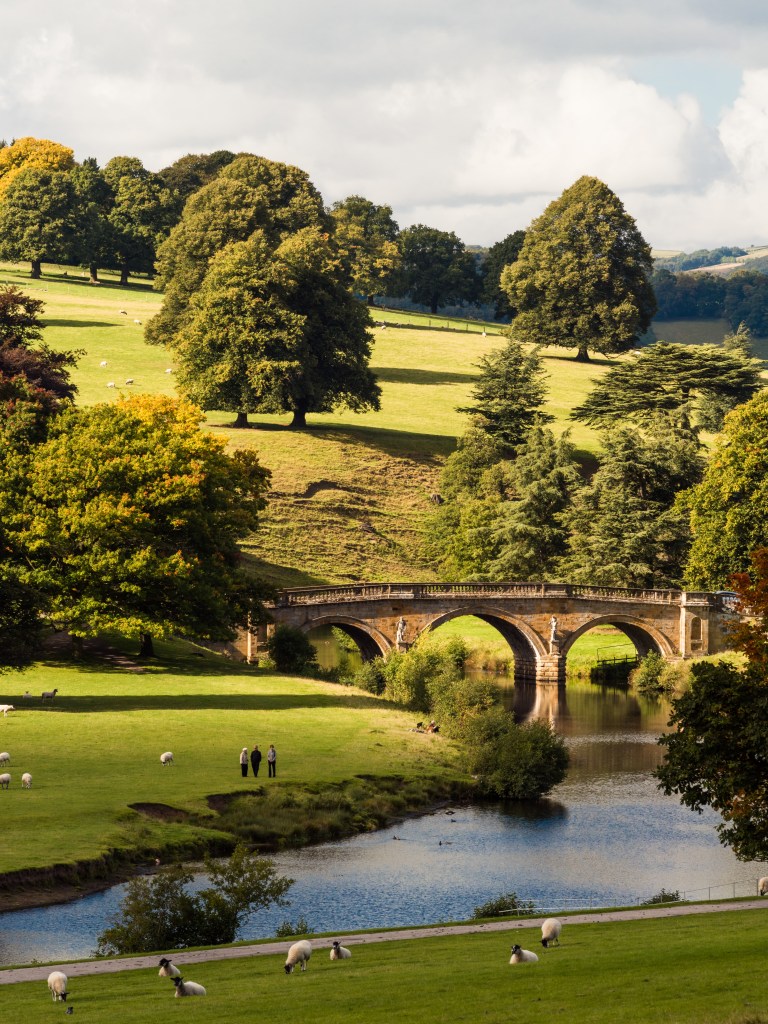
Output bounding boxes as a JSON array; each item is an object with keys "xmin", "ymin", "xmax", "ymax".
[
  {"xmin": 102, "ymin": 156, "xmax": 177, "ymax": 284},
  {"xmin": 501, "ymin": 176, "xmax": 656, "ymax": 360},
  {"xmin": 0, "ymin": 166, "xmax": 80, "ymax": 278},
  {"xmin": 330, "ymin": 195, "xmax": 400, "ymax": 305},
  {"xmin": 158, "ymin": 149, "xmax": 238, "ymax": 211},
  {"xmin": 0, "ymin": 136, "xmax": 74, "ymax": 195},
  {"xmin": 395, "ymin": 224, "xmax": 478, "ymax": 314},
  {"xmin": 480, "ymin": 230, "xmax": 526, "ymax": 319}
]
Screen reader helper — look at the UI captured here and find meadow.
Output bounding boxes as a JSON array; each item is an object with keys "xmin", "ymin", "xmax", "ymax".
[{"xmin": 3, "ymin": 911, "xmax": 768, "ymax": 1024}]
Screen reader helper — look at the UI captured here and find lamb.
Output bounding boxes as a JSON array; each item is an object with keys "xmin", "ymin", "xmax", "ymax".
[
  {"xmin": 509, "ymin": 944, "xmax": 539, "ymax": 964},
  {"xmin": 0, "ymin": 704, "xmax": 14, "ymax": 715},
  {"xmin": 330, "ymin": 941, "xmax": 351, "ymax": 960},
  {"xmin": 158, "ymin": 957, "xmax": 181, "ymax": 978},
  {"xmin": 759, "ymin": 876, "xmax": 768, "ymax": 896},
  {"xmin": 173, "ymin": 977, "xmax": 206, "ymax": 997},
  {"xmin": 284, "ymin": 939, "xmax": 312, "ymax": 973},
  {"xmin": 41, "ymin": 689, "xmax": 58, "ymax": 700},
  {"xmin": 0, "ymin": 752, "xmax": 9, "ymax": 765},
  {"xmin": 22, "ymin": 772, "xmax": 32, "ymax": 789},
  {"xmin": 0, "ymin": 773, "xmax": 10, "ymax": 789},
  {"xmin": 160, "ymin": 751, "xmax": 174, "ymax": 766},
  {"xmin": 48, "ymin": 971, "xmax": 69, "ymax": 1001},
  {"xmin": 541, "ymin": 917, "xmax": 562, "ymax": 948}
]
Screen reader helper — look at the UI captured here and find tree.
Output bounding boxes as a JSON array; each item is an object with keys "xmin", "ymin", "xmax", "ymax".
[
  {"xmin": 102, "ymin": 157, "xmax": 177, "ymax": 285},
  {"xmin": 572, "ymin": 342, "xmax": 763, "ymax": 434},
  {"xmin": 158, "ymin": 149, "xmax": 238, "ymax": 212},
  {"xmin": 395, "ymin": 224, "xmax": 478, "ymax": 314},
  {"xmin": 330, "ymin": 195, "xmax": 400, "ymax": 305},
  {"xmin": 683, "ymin": 392, "xmax": 768, "ymax": 589},
  {"xmin": 5, "ymin": 395, "xmax": 272, "ymax": 656},
  {"xmin": 147, "ymin": 154, "xmax": 329, "ymax": 351},
  {"xmin": 0, "ymin": 166, "xmax": 80, "ymax": 277},
  {"xmin": 0, "ymin": 136, "xmax": 74, "ymax": 195},
  {"xmin": 501, "ymin": 176, "xmax": 656, "ymax": 361},
  {"xmin": 463, "ymin": 708, "xmax": 569, "ymax": 799},
  {"xmin": 724, "ymin": 270, "xmax": 768, "ymax": 336},
  {"xmin": 458, "ymin": 337, "xmax": 551, "ymax": 449},
  {"xmin": 172, "ymin": 228, "xmax": 380, "ymax": 428},
  {"xmin": 96, "ymin": 844, "xmax": 293, "ymax": 954},
  {"xmin": 480, "ymin": 230, "xmax": 526, "ymax": 319},
  {"xmin": 70, "ymin": 159, "xmax": 114, "ymax": 283}
]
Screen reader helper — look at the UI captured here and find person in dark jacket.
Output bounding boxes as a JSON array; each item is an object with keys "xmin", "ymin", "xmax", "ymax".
[{"xmin": 250, "ymin": 744, "xmax": 262, "ymax": 777}]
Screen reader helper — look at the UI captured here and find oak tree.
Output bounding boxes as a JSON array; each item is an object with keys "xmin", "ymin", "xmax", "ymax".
[{"xmin": 330, "ymin": 195, "xmax": 400, "ymax": 305}]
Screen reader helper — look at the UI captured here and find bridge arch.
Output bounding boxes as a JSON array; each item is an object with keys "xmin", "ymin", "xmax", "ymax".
[
  {"xmin": 300, "ymin": 615, "xmax": 391, "ymax": 662},
  {"xmin": 421, "ymin": 606, "xmax": 547, "ymax": 686},
  {"xmin": 560, "ymin": 614, "xmax": 677, "ymax": 661}
]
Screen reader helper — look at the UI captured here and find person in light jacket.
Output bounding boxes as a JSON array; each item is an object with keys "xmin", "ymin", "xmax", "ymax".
[
  {"xmin": 267, "ymin": 744, "xmax": 277, "ymax": 777},
  {"xmin": 239, "ymin": 747, "xmax": 249, "ymax": 778}
]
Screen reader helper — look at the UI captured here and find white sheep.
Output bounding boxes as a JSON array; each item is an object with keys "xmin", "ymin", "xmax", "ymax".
[
  {"xmin": 0, "ymin": 752, "xmax": 9, "ymax": 765},
  {"xmin": 106, "ymin": 382, "xmax": 116, "ymax": 388},
  {"xmin": 134, "ymin": 319, "xmax": 142, "ymax": 325},
  {"xmin": 22, "ymin": 691, "xmax": 33, "ymax": 700},
  {"xmin": 41, "ymin": 689, "xmax": 58, "ymax": 700},
  {"xmin": 160, "ymin": 751, "xmax": 174, "ymax": 766},
  {"xmin": 22, "ymin": 772, "xmax": 32, "ymax": 789},
  {"xmin": 541, "ymin": 917, "xmax": 562, "ymax": 948},
  {"xmin": 509, "ymin": 944, "xmax": 539, "ymax": 964},
  {"xmin": 48, "ymin": 971, "xmax": 69, "ymax": 1001},
  {"xmin": 158, "ymin": 957, "xmax": 181, "ymax": 978},
  {"xmin": 330, "ymin": 941, "xmax": 351, "ymax": 960},
  {"xmin": 759, "ymin": 877, "xmax": 768, "ymax": 896},
  {"xmin": 99, "ymin": 360, "xmax": 108, "ymax": 367},
  {"xmin": 0, "ymin": 773, "xmax": 10, "ymax": 789},
  {"xmin": 284, "ymin": 939, "xmax": 312, "ymax": 973},
  {"xmin": 173, "ymin": 977, "xmax": 206, "ymax": 997},
  {"xmin": 164, "ymin": 368, "xmax": 173, "ymax": 373},
  {"xmin": 0, "ymin": 704, "xmax": 14, "ymax": 716}
]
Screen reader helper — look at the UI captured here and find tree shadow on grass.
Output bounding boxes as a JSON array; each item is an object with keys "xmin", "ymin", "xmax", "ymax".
[
  {"xmin": 20, "ymin": 692, "xmax": 387, "ymax": 713},
  {"xmin": 43, "ymin": 318, "xmax": 120, "ymax": 329},
  {"xmin": 374, "ymin": 367, "xmax": 477, "ymax": 386}
]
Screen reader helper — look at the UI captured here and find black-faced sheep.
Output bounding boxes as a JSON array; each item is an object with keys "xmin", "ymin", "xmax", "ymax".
[
  {"xmin": 158, "ymin": 957, "xmax": 181, "ymax": 978},
  {"xmin": 41, "ymin": 689, "xmax": 58, "ymax": 700},
  {"xmin": 48, "ymin": 971, "xmax": 69, "ymax": 1001},
  {"xmin": 160, "ymin": 751, "xmax": 174, "ymax": 766},
  {"xmin": 285, "ymin": 939, "xmax": 312, "ymax": 973},
  {"xmin": 330, "ymin": 941, "xmax": 352, "ymax": 960},
  {"xmin": 173, "ymin": 977, "xmax": 206, "ymax": 996},
  {"xmin": 510, "ymin": 944, "xmax": 539, "ymax": 964},
  {"xmin": 759, "ymin": 876, "xmax": 768, "ymax": 896},
  {"xmin": 541, "ymin": 917, "xmax": 562, "ymax": 947}
]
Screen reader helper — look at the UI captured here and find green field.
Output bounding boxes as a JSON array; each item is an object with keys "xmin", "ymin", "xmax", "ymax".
[{"xmin": 3, "ymin": 911, "xmax": 768, "ymax": 1024}]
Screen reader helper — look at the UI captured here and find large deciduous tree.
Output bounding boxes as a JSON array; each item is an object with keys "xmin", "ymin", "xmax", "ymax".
[
  {"xmin": 501, "ymin": 176, "xmax": 656, "ymax": 361},
  {"xmin": 173, "ymin": 228, "xmax": 380, "ymax": 428},
  {"xmin": 102, "ymin": 157, "xmax": 177, "ymax": 285},
  {"xmin": 0, "ymin": 136, "xmax": 74, "ymax": 195},
  {"xmin": 480, "ymin": 230, "xmax": 526, "ymax": 320},
  {"xmin": 158, "ymin": 149, "xmax": 238, "ymax": 213},
  {"xmin": 330, "ymin": 195, "xmax": 400, "ymax": 306},
  {"xmin": 4, "ymin": 395, "xmax": 272, "ymax": 656},
  {"xmin": 0, "ymin": 166, "xmax": 80, "ymax": 278},
  {"xmin": 395, "ymin": 224, "xmax": 478, "ymax": 314}
]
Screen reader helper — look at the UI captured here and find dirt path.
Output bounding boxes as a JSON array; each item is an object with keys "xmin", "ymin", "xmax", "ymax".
[{"xmin": 2, "ymin": 899, "xmax": 766, "ymax": 986}]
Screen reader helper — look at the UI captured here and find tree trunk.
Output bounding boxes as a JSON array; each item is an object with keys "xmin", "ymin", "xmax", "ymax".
[
  {"xmin": 89, "ymin": 263, "xmax": 99, "ymax": 283},
  {"xmin": 430, "ymin": 296, "xmax": 439, "ymax": 315},
  {"xmin": 139, "ymin": 632, "xmax": 155, "ymax": 658},
  {"xmin": 290, "ymin": 407, "xmax": 307, "ymax": 429},
  {"xmin": 233, "ymin": 411, "xmax": 249, "ymax": 428},
  {"xmin": 30, "ymin": 259, "xmax": 42, "ymax": 279},
  {"xmin": 575, "ymin": 345, "xmax": 591, "ymax": 362},
  {"xmin": 120, "ymin": 264, "xmax": 129, "ymax": 286}
]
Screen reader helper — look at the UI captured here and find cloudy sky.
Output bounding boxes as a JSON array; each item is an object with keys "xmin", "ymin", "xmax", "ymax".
[{"xmin": 2, "ymin": 0, "xmax": 768, "ymax": 250}]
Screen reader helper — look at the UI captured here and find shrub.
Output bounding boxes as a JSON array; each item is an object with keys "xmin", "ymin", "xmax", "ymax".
[
  {"xmin": 472, "ymin": 891, "xmax": 535, "ymax": 918},
  {"xmin": 275, "ymin": 915, "xmax": 314, "ymax": 937},
  {"xmin": 265, "ymin": 624, "xmax": 319, "ymax": 674},
  {"xmin": 427, "ymin": 673, "xmax": 500, "ymax": 738},
  {"xmin": 641, "ymin": 888, "xmax": 685, "ymax": 905},
  {"xmin": 464, "ymin": 709, "xmax": 569, "ymax": 799},
  {"xmin": 631, "ymin": 651, "xmax": 666, "ymax": 693},
  {"xmin": 352, "ymin": 659, "xmax": 387, "ymax": 695}
]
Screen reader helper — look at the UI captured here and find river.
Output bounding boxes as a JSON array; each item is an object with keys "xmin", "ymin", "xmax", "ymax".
[{"xmin": 0, "ymin": 678, "xmax": 762, "ymax": 966}]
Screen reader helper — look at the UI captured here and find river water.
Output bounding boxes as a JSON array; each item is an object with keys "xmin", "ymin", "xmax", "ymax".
[{"xmin": 0, "ymin": 680, "xmax": 762, "ymax": 966}]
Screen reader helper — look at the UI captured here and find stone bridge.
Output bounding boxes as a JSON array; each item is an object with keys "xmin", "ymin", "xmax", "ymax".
[{"xmin": 252, "ymin": 582, "xmax": 739, "ymax": 687}]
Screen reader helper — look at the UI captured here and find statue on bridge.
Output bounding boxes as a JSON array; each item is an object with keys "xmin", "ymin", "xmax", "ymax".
[
  {"xmin": 396, "ymin": 616, "xmax": 407, "ymax": 647},
  {"xmin": 549, "ymin": 615, "xmax": 559, "ymax": 653}
]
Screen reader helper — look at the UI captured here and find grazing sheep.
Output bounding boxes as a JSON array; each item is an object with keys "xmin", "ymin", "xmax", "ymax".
[
  {"xmin": 541, "ymin": 917, "xmax": 562, "ymax": 948},
  {"xmin": 759, "ymin": 877, "xmax": 768, "ymax": 896},
  {"xmin": 22, "ymin": 772, "xmax": 32, "ymax": 789},
  {"xmin": 133, "ymin": 319, "xmax": 142, "ymax": 325},
  {"xmin": 164, "ymin": 368, "xmax": 173, "ymax": 373},
  {"xmin": 0, "ymin": 773, "xmax": 10, "ymax": 789},
  {"xmin": 160, "ymin": 751, "xmax": 174, "ymax": 766},
  {"xmin": 158, "ymin": 957, "xmax": 181, "ymax": 978},
  {"xmin": 118, "ymin": 310, "xmax": 127, "ymax": 315},
  {"xmin": 509, "ymin": 944, "xmax": 539, "ymax": 964},
  {"xmin": 0, "ymin": 752, "xmax": 9, "ymax": 765},
  {"xmin": 22, "ymin": 691, "xmax": 33, "ymax": 700},
  {"xmin": 48, "ymin": 971, "xmax": 69, "ymax": 1001},
  {"xmin": 173, "ymin": 977, "xmax": 206, "ymax": 997},
  {"xmin": 99, "ymin": 360, "xmax": 108, "ymax": 367},
  {"xmin": 41, "ymin": 689, "xmax": 58, "ymax": 700},
  {"xmin": 0, "ymin": 704, "xmax": 14, "ymax": 716},
  {"xmin": 330, "ymin": 941, "xmax": 351, "ymax": 960},
  {"xmin": 284, "ymin": 939, "xmax": 312, "ymax": 973},
  {"xmin": 106, "ymin": 382, "xmax": 116, "ymax": 388}
]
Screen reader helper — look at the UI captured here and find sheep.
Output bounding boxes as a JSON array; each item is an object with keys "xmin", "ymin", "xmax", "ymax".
[
  {"xmin": 22, "ymin": 691, "xmax": 33, "ymax": 699},
  {"xmin": 48, "ymin": 971, "xmax": 69, "ymax": 1001},
  {"xmin": 158, "ymin": 957, "xmax": 181, "ymax": 978},
  {"xmin": 124, "ymin": 378, "xmax": 134, "ymax": 385},
  {"xmin": 106, "ymin": 382, "xmax": 116, "ymax": 388},
  {"xmin": 330, "ymin": 941, "xmax": 351, "ymax": 960},
  {"xmin": 541, "ymin": 917, "xmax": 562, "ymax": 948},
  {"xmin": 118, "ymin": 310, "xmax": 127, "ymax": 315},
  {"xmin": 0, "ymin": 704, "xmax": 14, "ymax": 715},
  {"xmin": 22, "ymin": 772, "xmax": 32, "ymax": 789},
  {"xmin": 0, "ymin": 773, "xmax": 10, "ymax": 789},
  {"xmin": 759, "ymin": 876, "xmax": 768, "ymax": 896},
  {"xmin": 0, "ymin": 752, "xmax": 9, "ymax": 765},
  {"xmin": 164, "ymin": 368, "xmax": 173, "ymax": 373},
  {"xmin": 173, "ymin": 977, "xmax": 206, "ymax": 997},
  {"xmin": 160, "ymin": 751, "xmax": 174, "ymax": 766},
  {"xmin": 509, "ymin": 944, "xmax": 539, "ymax": 964},
  {"xmin": 41, "ymin": 689, "xmax": 58, "ymax": 700},
  {"xmin": 99, "ymin": 360, "xmax": 108, "ymax": 367},
  {"xmin": 133, "ymin": 319, "xmax": 142, "ymax": 325},
  {"xmin": 284, "ymin": 939, "xmax": 312, "ymax": 973}
]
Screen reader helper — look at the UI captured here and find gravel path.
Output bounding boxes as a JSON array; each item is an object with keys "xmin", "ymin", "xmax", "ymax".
[{"xmin": 2, "ymin": 899, "xmax": 766, "ymax": 986}]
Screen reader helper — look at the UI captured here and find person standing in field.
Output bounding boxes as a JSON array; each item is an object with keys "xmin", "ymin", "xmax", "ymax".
[
  {"xmin": 267, "ymin": 744, "xmax": 277, "ymax": 777},
  {"xmin": 239, "ymin": 747, "xmax": 249, "ymax": 778},
  {"xmin": 250, "ymin": 744, "xmax": 262, "ymax": 777}
]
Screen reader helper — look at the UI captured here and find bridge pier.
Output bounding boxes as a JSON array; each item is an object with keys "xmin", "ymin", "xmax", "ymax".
[{"xmin": 535, "ymin": 651, "xmax": 566, "ymax": 687}]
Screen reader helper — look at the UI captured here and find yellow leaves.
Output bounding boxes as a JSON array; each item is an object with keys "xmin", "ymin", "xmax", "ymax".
[{"xmin": 0, "ymin": 137, "xmax": 75, "ymax": 194}]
